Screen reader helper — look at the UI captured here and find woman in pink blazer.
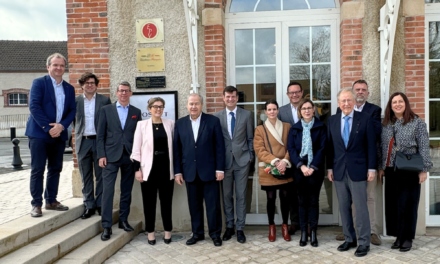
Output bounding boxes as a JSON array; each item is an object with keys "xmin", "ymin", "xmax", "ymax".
[{"xmin": 131, "ymin": 97, "xmax": 175, "ymax": 245}]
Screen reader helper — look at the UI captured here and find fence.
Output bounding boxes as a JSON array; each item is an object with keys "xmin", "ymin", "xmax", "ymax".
[{"xmin": 0, "ymin": 114, "xmax": 29, "ymax": 137}]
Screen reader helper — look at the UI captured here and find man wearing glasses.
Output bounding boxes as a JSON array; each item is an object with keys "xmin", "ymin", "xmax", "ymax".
[
  {"xmin": 97, "ymin": 81, "xmax": 142, "ymax": 241},
  {"xmin": 74, "ymin": 72, "xmax": 111, "ymax": 219}
]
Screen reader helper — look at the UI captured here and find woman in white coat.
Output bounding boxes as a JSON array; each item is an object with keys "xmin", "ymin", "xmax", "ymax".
[{"xmin": 131, "ymin": 97, "xmax": 175, "ymax": 245}]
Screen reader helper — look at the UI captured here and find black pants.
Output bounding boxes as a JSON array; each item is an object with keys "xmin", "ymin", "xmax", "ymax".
[
  {"xmin": 385, "ymin": 167, "xmax": 421, "ymax": 240},
  {"xmin": 293, "ymin": 170, "xmax": 324, "ymax": 231},
  {"xmin": 140, "ymin": 178, "xmax": 174, "ymax": 233}
]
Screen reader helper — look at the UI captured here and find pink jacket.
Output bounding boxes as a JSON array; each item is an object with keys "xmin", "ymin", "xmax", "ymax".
[{"xmin": 130, "ymin": 118, "xmax": 175, "ymax": 181}]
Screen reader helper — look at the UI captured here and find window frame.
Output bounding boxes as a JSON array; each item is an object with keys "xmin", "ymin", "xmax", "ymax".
[{"xmin": 2, "ymin": 88, "xmax": 30, "ymax": 107}]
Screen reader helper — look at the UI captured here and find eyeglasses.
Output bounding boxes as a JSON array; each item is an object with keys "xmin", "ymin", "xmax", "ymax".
[
  {"xmin": 301, "ymin": 107, "xmax": 313, "ymax": 112},
  {"xmin": 339, "ymin": 99, "xmax": 353, "ymax": 104},
  {"xmin": 85, "ymin": 81, "xmax": 96, "ymax": 86},
  {"xmin": 287, "ymin": 91, "xmax": 302, "ymax": 95},
  {"xmin": 151, "ymin": 105, "xmax": 164, "ymax": 109},
  {"xmin": 118, "ymin": 89, "xmax": 131, "ymax": 94}
]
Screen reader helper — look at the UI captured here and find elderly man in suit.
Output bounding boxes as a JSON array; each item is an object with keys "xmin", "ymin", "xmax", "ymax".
[
  {"xmin": 174, "ymin": 94, "xmax": 225, "ymax": 247},
  {"xmin": 214, "ymin": 86, "xmax": 254, "ymax": 243},
  {"xmin": 97, "ymin": 81, "xmax": 142, "ymax": 241},
  {"xmin": 74, "ymin": 72, "xmax": 111, "ymax": 219},
  {"xmin": 335, "ymin": 80, "xmax": 382, "ymax": 245},
  {"xmin": 26, "ymin": 53, "xmax": 76, "ymax": 217},
  {"xmin": 327, "ymin": 88, "xmax": 376, "ymax": 257}
]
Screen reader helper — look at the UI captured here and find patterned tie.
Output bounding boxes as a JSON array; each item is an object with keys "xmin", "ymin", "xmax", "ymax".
[
  {"xmin": 343, "ymin": 116, "xmax": 350, "ymax": 148},
  {"xmin": 230, "ymin": 112, "xmax": 235, "ymax": 138}
]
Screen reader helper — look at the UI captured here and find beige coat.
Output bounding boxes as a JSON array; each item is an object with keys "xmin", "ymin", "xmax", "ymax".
[{"xmin": 254, "ymin": 119, "xmax": 292, "ymax": 186}]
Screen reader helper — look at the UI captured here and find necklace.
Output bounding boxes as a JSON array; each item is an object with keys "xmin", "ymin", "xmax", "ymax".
[{"xmin": 153, "ymin": 122, "xmax": 162, "ymax": 130}]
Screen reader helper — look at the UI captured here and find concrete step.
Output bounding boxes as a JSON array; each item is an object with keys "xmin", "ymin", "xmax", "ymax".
[
  {"xmin": 0, "ymin": 210, "xmax": 119, "ymax": 264},
  {"xmin": 56, "ymin": 221, "xmax": 142, "ymax": 264},
  {"xmin": 0, "ymin": 198, "xmax": 84, "ymax": 257}
]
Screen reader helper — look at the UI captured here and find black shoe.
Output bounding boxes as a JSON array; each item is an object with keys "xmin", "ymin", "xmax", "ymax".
[
  {"xmin": 186, "ymin": 235, "xmax": 205, "ymax": 245},
  {"xmin": 213, "ymin": 237, "xmax": 222, "ymax": 246},
  {"xmin": 119, "ymin": 221, "xmax": 134, "ymax": 232},
  {"xmin": 288, "ymin": 224, "xmax": 299, "ymax": 235},
  {"xmin": 391, "ymin": 238, "xmax": 401, "ymax": 249},
  {"xmin": 337, "ymin": 241, "xmax": 358, "ymax": 251},
  {"xmin": 222, "ymin": 227, "xmax": 235, "ymax": 241},
  {"xmin": 354, "ymin": 245, "xmax": 370, "ymax": 257},
  {"xmin": 237, "ymin": 230, "xmax": 246, "ymax": 243},
  {"xmin": 81, "ymin": 208, "xmax": 95, "ymax": 219},
  {"xmin": 163, "ymin": 237, "xmax": 171, "ymax": 244},
  {"xmin": 310, "ymin": 229, "xmax": 318, "ymax": 247},
  {"xmin": 101, "ymin": 227, "xmax": 112, "ymax": 241},
  {"xmin": 399, "ymin": 246, "xmax": 412, "ymax": 252},
  {"xmin": 299, "ymin": 230, "xmax": 308, "ymax": 247},
  {"xmin": 148, "ymin": 239, "xmax": 156, "ymax": 245},
  {"xmin": 96, "ymin": 207, "xmax": 101, "ymax": 215},
  {"xmin": 399, "ymin": 240, "xmax": 412, "ymax": 252}
]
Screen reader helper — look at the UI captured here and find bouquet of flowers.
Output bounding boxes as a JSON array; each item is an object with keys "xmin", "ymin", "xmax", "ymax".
[{"xmin": 264, "ymin": 164, "xmax": 284, "ymax": 176}]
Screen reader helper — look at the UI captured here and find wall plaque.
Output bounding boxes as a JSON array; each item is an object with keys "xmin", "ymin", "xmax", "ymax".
[
  {"xmin": 137, "ymin": 48, "xmax": 165, "ymax": 72},
  {"xmin": 136, "ymin": 18, "xmax": 164, "ymax": 43},
  {"xmin": 136, "ymin": 76, "xmax": 166, "ymax": 88}
]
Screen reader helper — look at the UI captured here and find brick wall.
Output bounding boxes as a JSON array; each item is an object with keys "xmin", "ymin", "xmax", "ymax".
[
  {"xmin": 340, "ymin": 18, "xmax": 363, "ymax": 89},
  {"xmin": 204, "ymin": 1, "xmax": 226, "ymax": 114},
  {"xmin": 66, "ymin": 0, "xmax": 110, "ymax": 167},
  {"xmin": 404, "ymin": 16, "xmax": 425, "ymax": 120}
]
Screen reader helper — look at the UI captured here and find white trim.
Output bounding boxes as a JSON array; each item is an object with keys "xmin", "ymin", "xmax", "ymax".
[
  {"xmin": 225, "ymin": 0, "xmax": 340, "ymax": 13},
  {"xmin": 425, "ymin": 3, "xmax": 440, "ymax": 14}
]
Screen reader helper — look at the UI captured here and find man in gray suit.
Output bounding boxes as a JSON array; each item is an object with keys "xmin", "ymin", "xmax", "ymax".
[
  {"xmin": 214, "ymin": 86, "xmax": 254, "ymax": 243},
  {"xmin": 74, "ymin": 72, "xmax": 111, "ymax": 219},
  {"xmin": 97, "ymin": 81, "xmax": 142, "ymax": 241}
]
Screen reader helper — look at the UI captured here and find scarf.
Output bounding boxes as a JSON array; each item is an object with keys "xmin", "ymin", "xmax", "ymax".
[{"xmin": 299, "ymin": 118, "xmax": 314, "ymax": 167}]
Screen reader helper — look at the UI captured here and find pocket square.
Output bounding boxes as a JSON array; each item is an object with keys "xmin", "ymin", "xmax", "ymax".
[{"xmin": 132, "ymin": 115, "xmax": 137, "ymax": 119}]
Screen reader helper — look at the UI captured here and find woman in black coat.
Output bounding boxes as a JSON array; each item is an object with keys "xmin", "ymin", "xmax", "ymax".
[{"xmin": 287, "ymin": 99, "xmax": 327, "ymax": 247}]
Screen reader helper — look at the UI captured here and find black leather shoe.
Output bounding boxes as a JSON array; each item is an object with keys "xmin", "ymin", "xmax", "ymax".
[
  {"xmin": 337, "ymin": 241, "xmax": 358, "ymax": 251},
  {"xmin": 96, "ymin": 207, "xmax": 101, "ymax": 215},
  {"xmin": 310, "ymin": 229, "xmax": 318, "ymax": 247},
  {"xmin": 399, "ymin": 246, "xmax": 412, "ymax": 252},
  {"xmin": 299, "ymin": 230, "xmax": 308, "ymax": 247},
  {"xmin": 81, "ymin": 208, "xmax": 95, "ymax": 219},
  {"xmin": 119, "ymin": 221, "xmax": 134, "ymax": 232},
  {"xmin": 399, "ymin": 240, "xmax": 412, "ymax": 252},
  {"xmin": 213, "ymin": 237, "xmax": 222, "ymax": 246},
  {"xmin": 222, "ymin": 227, "xmax": 235, "ymax": 241},
  {"xmin": 186, "ymin": 235, "xmax": 205, "ymax": 245},
  {"xmin": 237, "ymin": 230, "xmax": 246, "ymax": 243},
  {"xmin": 163, "ymin": 237, "xmax": 171, "ymax": 244},
  {"xmin": 391, "ymin": 238, "xmax": 401, "ymax": 249},
  {"xmin": 354, "ymin": 245, "xmax": 370, "ymax": 257},
  {"xmin": 148, "ymin": 239, "xmax": 156, "ymax": 245},
  {"xmin": 101, "ymin": 228, "xmax": 112, "ymax": 241}
]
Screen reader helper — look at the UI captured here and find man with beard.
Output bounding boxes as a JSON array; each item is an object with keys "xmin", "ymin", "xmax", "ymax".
[{"xmin": 335, "ymin": 80, "xmax": 382, "ymax": 246}]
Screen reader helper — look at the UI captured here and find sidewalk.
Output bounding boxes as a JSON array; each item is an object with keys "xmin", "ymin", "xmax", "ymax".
[{"xmin": 0, "ymin": 161, "xmax": 73, "ymax": 225}]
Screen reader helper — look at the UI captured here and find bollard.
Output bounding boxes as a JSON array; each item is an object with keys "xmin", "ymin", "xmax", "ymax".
[
  {"xmin": 10, "ymin": 126, "xmax": 16, "ymax": 141},
  {"xmin": 11, "ymin": 138, "xmax": 23, "ymax": 170}
]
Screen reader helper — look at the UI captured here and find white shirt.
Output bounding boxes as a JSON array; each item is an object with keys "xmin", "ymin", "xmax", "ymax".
[
  {"xmin": 50, "ymin": 75, "xmax": 65, "ymax": 123},
  {"xmin": 291, "ymin": 104, "xmax": 299, "ymax": 124},
  {"xmin": 190, "ymin": 114, "xmax": 202, "ymax": 142},
  {"xmin": 354, "ymin": 102, "xmax": 366, "ymax": 112},
  {"xmin": 83, "ymin": 93, "xmax": 96, "ymax": 136},
  {"xmin": 226, "ymin": 107, "xmax": 237, "ymax": 139}
]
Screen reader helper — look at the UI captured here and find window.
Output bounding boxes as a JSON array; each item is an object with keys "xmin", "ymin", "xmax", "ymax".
[
  {"xmin": 230, "ymin": 0, "xmax": 336, "ymax": 13},
  {"xmin": 8, "ymin": 93, "xmax": 28, "ymax": 106},
  {"xmin": 2, "ymin": 88, "xmax": 30, "ymax": 107}
]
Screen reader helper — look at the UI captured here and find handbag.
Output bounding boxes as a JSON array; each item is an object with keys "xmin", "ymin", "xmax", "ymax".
[
  {"xmin": 261, "ymin": 125, "xmax": 292, "ymax": 180},
  {"xmin": 392, "ymin": 125, "xmax": 424, "ymax": 172}
]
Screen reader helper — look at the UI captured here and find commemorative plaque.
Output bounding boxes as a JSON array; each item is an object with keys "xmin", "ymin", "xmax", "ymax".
[
  {"xmin": 137, "ymin": 48, "xmax": 165, "ymax": 72},
  {"xmin": 136, "ymin": 76, "xmax": 166, "ymax": 88},
  {"xmin": 136, "ymin": 18, "xmax": 164, "ymax": 43}
]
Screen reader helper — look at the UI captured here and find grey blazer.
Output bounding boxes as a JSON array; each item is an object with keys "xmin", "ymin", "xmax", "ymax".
[
  {"xmin": 214, "ymin": 107, "xmax": 254, "ymax": 169},
  {"xmin": 278, "ymin": 103, "xmax": 320, "ymax": 127},
  {"xmin": 73, "ymin": 93, "xmax": 111, "ymax": 154}
]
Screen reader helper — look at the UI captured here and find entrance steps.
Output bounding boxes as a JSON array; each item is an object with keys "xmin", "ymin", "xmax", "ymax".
[{"xmin": 0, "ymin": 198, "xmax": 141, "ymax": 264}]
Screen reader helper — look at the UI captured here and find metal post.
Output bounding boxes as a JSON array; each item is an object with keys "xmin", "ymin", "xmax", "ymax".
[
  {"xmin": 11, "ymin": 138, "xmax": 23, "ymax": 170},
  {"xmin": 10, "ymin": 126, "xmax": 16, "ymax": 141}
]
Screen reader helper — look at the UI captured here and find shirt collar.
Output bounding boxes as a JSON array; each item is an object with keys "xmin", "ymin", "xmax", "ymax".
[
  {"xmin": 116, "ymin": 101, "xmax": 129, "ymax": 109},
  {"xmin": 354, "ymin": 102, "xmax": 366, "ymax": 111},
  {"xmin": 226, "ymin": 107, "xmax": 237, "ymax": 115},
  {"xmin": 189, "ymin": 113, "xmax": 202, "ymax": 122},
  {"xmin": 341, "ymin": 110, "xmax": 354, "ymax": 119},
  {"xmin": 83, "ymin": 93, "xmax": 96, "ymax": 99},
  {"xmin": 291, "ymin": 103, "xmax": 299, "ymax": 110},
  {"xmin": 49, "ymin": 75, "xmax": 63, "ymax": 86}
]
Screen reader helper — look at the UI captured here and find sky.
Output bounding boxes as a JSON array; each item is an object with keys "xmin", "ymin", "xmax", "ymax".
[{"xmin": 0, "ymin": 0, "xmax": 67, "ymax": 41}]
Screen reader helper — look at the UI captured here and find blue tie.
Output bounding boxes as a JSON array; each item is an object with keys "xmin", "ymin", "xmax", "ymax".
[
  {"xmin": 230, "ymin": 112, "xmax": 235, "ymax": 138},
  {"xmin": 343, "ymin": 116, "xmax": 350, "ymax": 148}
]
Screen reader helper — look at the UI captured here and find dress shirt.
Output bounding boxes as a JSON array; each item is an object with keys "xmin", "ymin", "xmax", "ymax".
[
  {"xmin": 226, "ymin": 107, "xmax": 237, "ymax": 139},
  {"xmin": 190, "ymin": 114, "xmax": 202, "ymax": 142},
  {"xmin": 83, "ymin": 93, "xmax": 96, "ymax": 136},
  {"xmin": 116, "ymin": 101, "xmax": 129, "ymax": 130},
  {"xmin": 354, "ymin": 102, "xmax": 366, "ymax": 112},
  {"xmin": 50, "ymin": 75, "xmax": 65, "ymax": 123},
  {"xmin": 291, "ymin": 104, "xmax": 299, "ymax": 124}
]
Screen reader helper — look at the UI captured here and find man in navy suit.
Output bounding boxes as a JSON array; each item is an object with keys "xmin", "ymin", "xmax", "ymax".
[
  {"xmin": 327, "ymin": 88, "xmax": 376, "ymax": 257},
  {"xmin": 335, "ymin": 80, "xmax": 382, "ymax": 245},
  {"xmin": 174, "ymin": 94, "xmax": 225, "ymax": 247},
  {"xmin": 26, "ymin": 53, "xmax": 76, "ymax": 217}
]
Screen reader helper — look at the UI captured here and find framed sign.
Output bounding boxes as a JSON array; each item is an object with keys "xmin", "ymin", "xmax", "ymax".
[
  {"xmin": 137, "ymin": 48, "xmax": 165, "ymax": 72},
  {"xmin": 131, "ymin": 91, "xmax": 178, "ymax": 121},
  {"xmin": 136, "ymin": 18, "xmax": 164, "ymax": 43}
]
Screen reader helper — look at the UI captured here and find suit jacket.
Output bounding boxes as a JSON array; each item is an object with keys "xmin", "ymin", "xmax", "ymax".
[
  {"xmin": 278, "ymin": 103, "xmax": 320, "ymax": 127},
  {"xmin": 96, "ymin": 103, "xmax": 142, "ymax": 162},
  {"xmin": 25, "ymin": 75, "xmax": 76, "ymax": 141},
  {"xmin": 213, "ymin": 107, "xmax": 254, "ymax": 169},
  {"xmin": 173, "ymin": 113, "xmax": 225, "ymax": 182},
  {"xmin": 131, "ymin": 118, "xmax": 175, "ymax": 181},
  {"xmin": 73, "ymin": 93, "xmax": 111, "ymax": 154},
  {"xmin": 326, "ymin": 111, "xmax": 376, "ymax": 181}
]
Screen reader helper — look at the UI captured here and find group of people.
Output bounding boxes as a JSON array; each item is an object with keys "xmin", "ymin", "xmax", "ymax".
[{"xmin": 26, "ymin": 53, "xmax": 432, "ymax": 258}]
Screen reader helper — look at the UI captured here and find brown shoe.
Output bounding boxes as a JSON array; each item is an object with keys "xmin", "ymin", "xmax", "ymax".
[
  {"xmin": 281, "ymin": 224, "xmax": 291, "ymax": 241},
  {"xmin": 336, "ymin": 232, "xmax": 345, "ymax": 241},
  {"xmin": 371, "ymin": 233, "xmax": 382, "ymax": 246},
  {"xmin": 31, "ymin": 206, "xmax": 42, "ymax": 217},
  {"xmin": 45, "ymin": 201, "xmax": 69, "ymax": 211},
  {"xmin": 269, "ymin": 225, "xmax": 276, "ymax": 242}
]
